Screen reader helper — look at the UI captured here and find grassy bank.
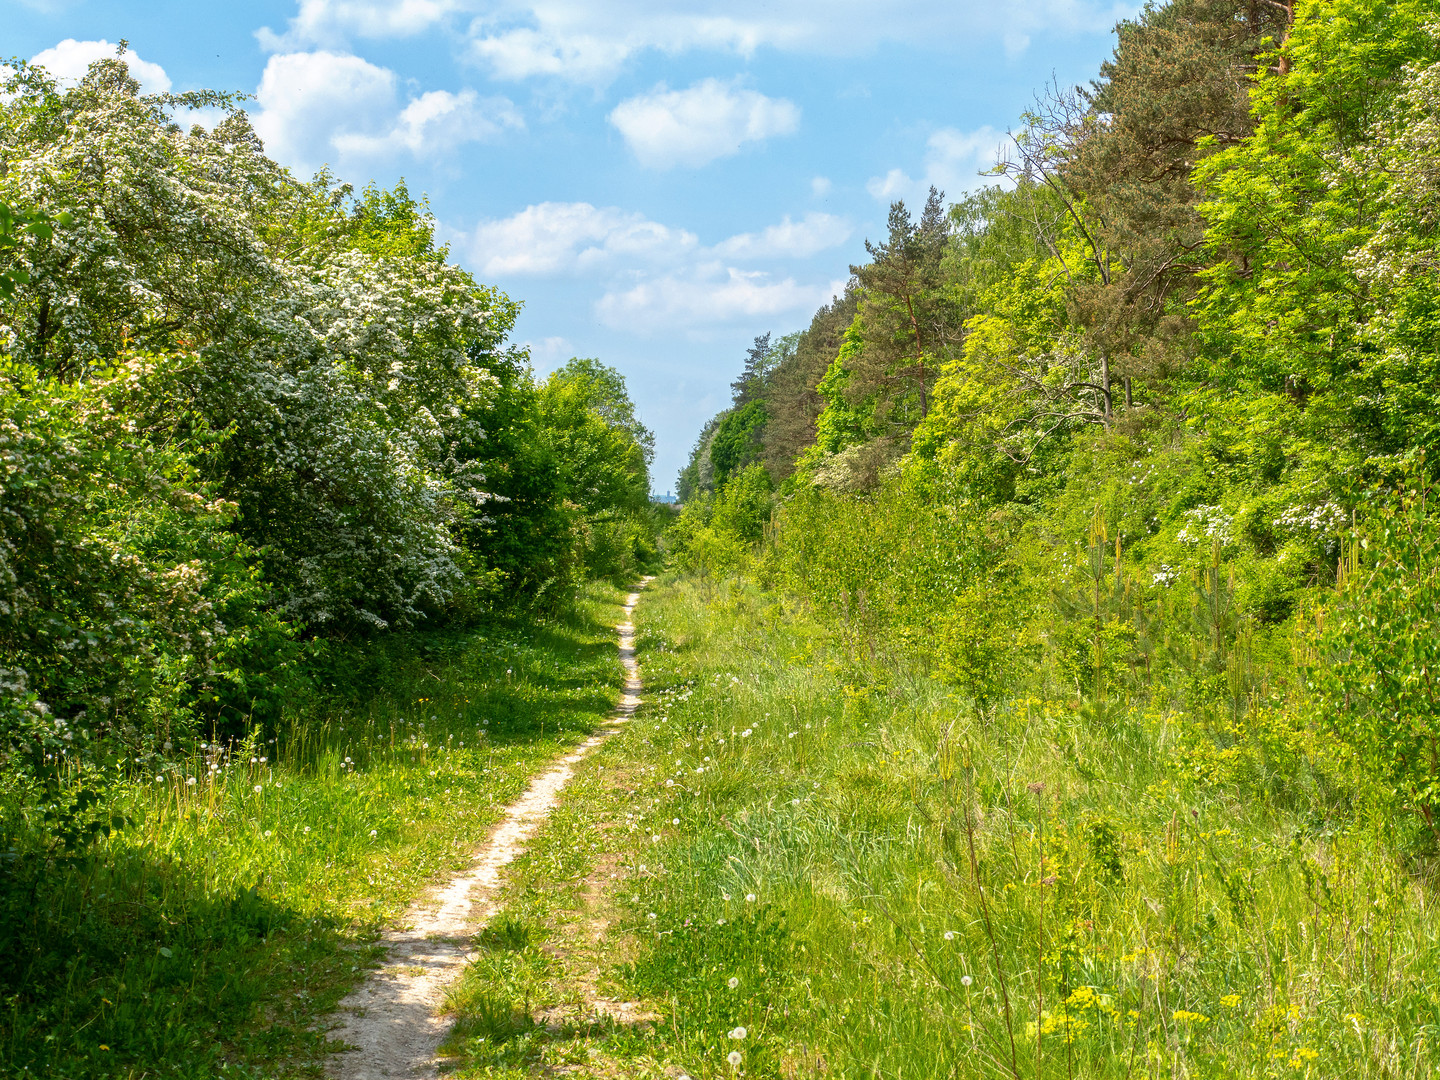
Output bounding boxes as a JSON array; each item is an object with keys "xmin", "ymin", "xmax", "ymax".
[
  {"xmin": 441, "ymin": 574, "xmax": 1440, "ymax": 1079},
  {"xmin": 0, "ymin": 584, "xmax": 628, "ymax": 1080}
]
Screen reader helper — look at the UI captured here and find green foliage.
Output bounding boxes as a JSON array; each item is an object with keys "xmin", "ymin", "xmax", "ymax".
[
  {"xmin": 1194, "ymin": 0, "xmax": 1440, "ymax": 477},
  {"xmin": 0, "ymin": 200, "xmax": 68, "ymax": 299},
  {"xmin": 0, "ymin": 55, "xmax": 659, "ymax": 762},
  {"xmin": 0, "ymin": 357, "xmax": 282, "ymax": 760},
  {"xmin": 668, "ymin": 466, "xmax": 774, "ymax": 579},
  {"xmin": 1313, "ymin": 490, "xmax": 1440, "ymax": 823},
  {"xmin": 709, "ymin": 400, "xmax": 768, "ymax": 487}
]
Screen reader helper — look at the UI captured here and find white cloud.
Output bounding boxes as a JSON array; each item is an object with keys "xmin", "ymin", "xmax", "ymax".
[
  {"xmin": 609, "ymin": 78, "xmax": 799, "ymax": 169},
  {"xmin": 461, "ymin": 202, "xmax": 697, "ymax": 276},
  {"xmin": 469, "ymin": 27, "xmax": 635, "ymax": 83},
  {"xmin": 811, "ymin": 176, "xmax": 832, "ymax": 198},
  {"xmin": 255, "ymin": 1, "xmax": 1135, "ymax": 84},
  {"xmin": 258, "ymin": 0, "xmax": 471, "ymax": 51},
  {"xmin": 460, "ymin": 1, "xmax": 1134, "ymax": 84},
  {"xmin": 454, "ymin": 201, "xmax": 842, "ymax": 333},
  {"xmin": 867, "ymin": 125, "xmax": 1009, "ymax": 203},
  {"xmin": 523, "ymin": 335, "xmax": 575, "ymax": 371},
  {"xmin": 251, "ymin": 51, "xmax": 518, "ymax": 175},
  {"xmin": 711, "ymin": 213, "xmax": 850, "ymax": 260},
  {"xmin": 333, "ymin": 88, "xmax": 521, "ymax": 157},
  {"xmin": 30, "ymin": 39, "xmax": 171, "ymax": 94},
  {"xmin": 595, "ymin": 265, "xmax": 825, "ymax": 332}
]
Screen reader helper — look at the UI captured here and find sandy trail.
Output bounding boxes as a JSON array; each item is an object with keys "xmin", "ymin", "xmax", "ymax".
[{"xmin": 327, "ymin": 580, "xmax": 651, "ymax": 1079}]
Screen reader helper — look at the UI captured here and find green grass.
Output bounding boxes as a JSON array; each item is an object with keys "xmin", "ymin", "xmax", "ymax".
[
  {"xmin": 442, "ymin": 574, "xmax": 1440, "ymax": 1079},
  {"xmin": 0, "ymin": 584, "xmax": 628, "ymax": 1079}
]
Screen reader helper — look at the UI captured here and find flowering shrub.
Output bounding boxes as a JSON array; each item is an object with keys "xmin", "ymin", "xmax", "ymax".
[{"xmin": 0, "ymin": 55, "xmax": 659, "ymax": 761}]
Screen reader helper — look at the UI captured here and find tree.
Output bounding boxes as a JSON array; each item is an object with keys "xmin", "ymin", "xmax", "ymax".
[
  {"xmin": 536, "ymin": 358, "xmax": 655, "ymax": 581},
  {"xmin": 761, "ymin": 290, "xmax": 858, "ymax": 482},
  {"xmin": 1194, "ymin": 0, "xmax": 1438, "ymax": 485},
  {"xmin": 731, "ymin": 332, "xmax": 774, "ymax": 406},
  {"xmin": 848, "ymin": 187, "xmax": 955, "ymax": 424},
  {"xmin": 993, "ymin": 0, "xmax": 1292, "ymax": 413},
  {"xmin": 709, "ymin": 400, "xmax": 768, "ymax": 487}
]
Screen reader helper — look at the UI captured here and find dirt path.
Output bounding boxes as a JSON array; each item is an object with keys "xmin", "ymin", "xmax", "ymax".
[{"xmin": 326, "ymin": 580, "xmax": 651, "ymax": 1080}]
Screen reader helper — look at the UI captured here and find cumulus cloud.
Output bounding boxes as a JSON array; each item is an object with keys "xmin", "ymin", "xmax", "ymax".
[
  {"xmin": 470, "ymin": 27, "xmax": 635, "ymax": 83},
  {"xmin": 461, "ymin": 1, "xmax": 1133, "ymax": 84},
  {"xmin": 453, "ymin": 201, "xmax": 842, "ymax": 332},
  {"xmin": 254, "ymin": 1, "xmax": 1134, "ymax": 84},
  {"xmin": 460, "ymin": 202, "xmax": 697, "ymax": 276},
  {"xmin": 867, "ymin": 125, "xmax": 1009, "ymax": 203},
  {"xmin": 30, "ymin": 39, "xmax": 171, "ymax": 94},
  {"xmin": 596, "ymin": 265, "xmax": 825, "ymax": 332},
  {"xmin": 251, "ymin": 51, "xmax": 519, "ymax": 175},
  {"xmin": 711, "ymin": 213, "xmax": 850, "ymax": 260},
  {"xmin": 333, "ymin": 88, "xmax": 521, "ymax": 157},
  {"xmin": 609, "ymin": 78, "xmax": 799, "ymax": 169},
  {"xmin": 257, "ymin": 0, "xmax": 471, "ymax": 51}
]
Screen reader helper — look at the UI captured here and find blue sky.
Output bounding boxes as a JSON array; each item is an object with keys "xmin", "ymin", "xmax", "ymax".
[{"xmin": 7, "ymin": 0, "xmax": 1135, "ymax": 492}]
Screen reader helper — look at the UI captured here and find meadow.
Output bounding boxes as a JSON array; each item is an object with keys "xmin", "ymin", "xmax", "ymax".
[
  {"xmin": 0, "ymin": 585, "xmax": 628, "ymax": 1080},
  {"xmin": 438, "ymin": 573, "xmax": 1440, "ymax": 1079}
]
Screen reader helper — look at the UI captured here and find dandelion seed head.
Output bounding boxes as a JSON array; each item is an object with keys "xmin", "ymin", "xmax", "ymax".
[
  {"xmin": 944, "ymin": 930, "xmax": 955, "ymax": 941},
  {"xmin": 253, "ymin": 784, "xmax": 263, "ymax": 793},
  {"xmin": 961, "ymin": 975, "xmax": 973, "ymax": 987},
  {"xmin": 745, "ymin": 893, "xmax": 756, "ymax": 903},
  {"xmin": 728, "ymin": 1050, "xmax": 743, "ymax": 1066},
  {"xmin": 728, "ymin": 977, "xmax": 739, "ymax": 989},
  {"xmin": 730, "ymin": 1025, "xmax": 747, "ymax": 1039},
  {"xmin": 185, "ymin": 777, "xmax": 196, "ymax": 786}
]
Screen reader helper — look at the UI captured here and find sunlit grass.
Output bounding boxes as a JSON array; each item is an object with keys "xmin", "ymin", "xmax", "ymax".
[
  {"xmin": 0, "ymin": 584, "xmax": 627, "ymax": 1080},
  {"xmin": 445, "ymin": 574, "xmax": 1440, "ymax": 1079}
]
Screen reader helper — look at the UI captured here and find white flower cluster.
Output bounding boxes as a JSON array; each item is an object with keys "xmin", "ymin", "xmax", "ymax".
[
  {"xmin": 1274, "ymin": 501, "xmax": 1346, "ymax": 535},
  {"xmin": 1176, "ymin": 505, "xmax": 1233, "ymax": 547},
  {"xmin": 0, "ymin": 60, "xmax": 513, "ymax": 633}
]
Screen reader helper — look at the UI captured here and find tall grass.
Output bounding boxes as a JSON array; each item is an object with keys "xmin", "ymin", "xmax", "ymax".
[
  {"xmin": 0, "ymin": 584, "xmax": 627, "ymax": 1079},
  {"xmin": 554, "ymin": 575, "xmax": 1440, "ymax": 1079}
]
